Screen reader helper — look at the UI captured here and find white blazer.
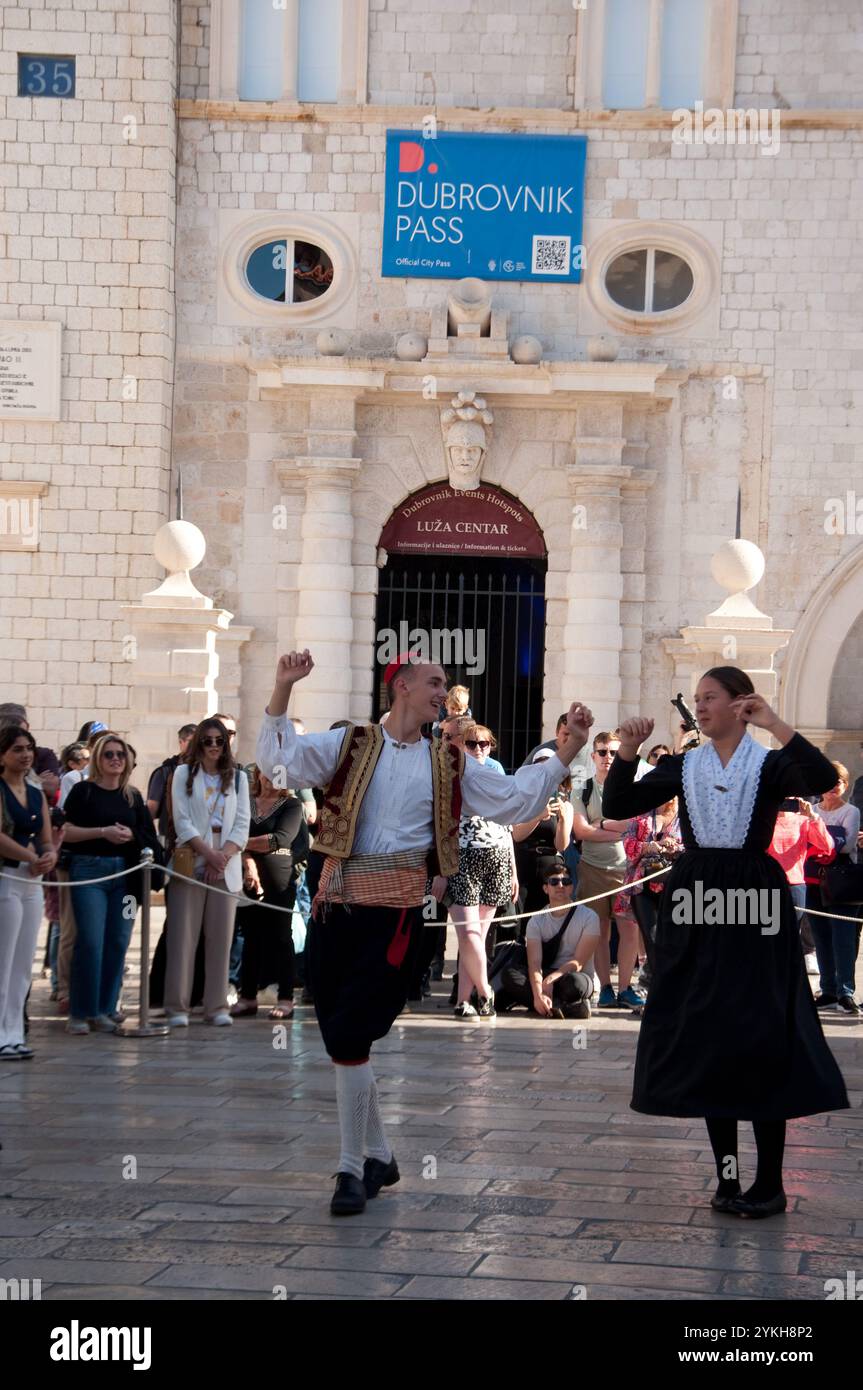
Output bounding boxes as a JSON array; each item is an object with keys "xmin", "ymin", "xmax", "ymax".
[{"xmin": 170, "ymin": 765, "xmax": 251, "ymax": 894}]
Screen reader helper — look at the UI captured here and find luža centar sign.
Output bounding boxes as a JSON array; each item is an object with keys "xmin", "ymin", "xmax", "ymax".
[{"xmin": 382, "ymin": 129, "xmax": 587, "ymax": 284}]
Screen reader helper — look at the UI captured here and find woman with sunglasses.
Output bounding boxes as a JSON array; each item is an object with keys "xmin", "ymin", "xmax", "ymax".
[
  {"xmin": 0, "ymin": 725, "xmax": 57, "ymax": 1058},
  {"xmin": 62, "ymin": 733, "xmax": 150, "ymax": 1035},
  {"xmin": 436, "ymin": 722, "xmax": 518, "ymax": 1020},
  {"xmin": 164, "ymin": 718, "xmax": 250, "ymax": 1028}
]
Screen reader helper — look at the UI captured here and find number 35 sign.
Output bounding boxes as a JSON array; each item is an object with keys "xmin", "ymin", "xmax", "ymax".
[{"xmin": 18, "ymin": 55, "xmax": 76, "ymax": 99}]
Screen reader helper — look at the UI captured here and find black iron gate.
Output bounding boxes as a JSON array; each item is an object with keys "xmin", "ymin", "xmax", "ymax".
[{"xmin": 372, "ymin": 555, "xmax": 547, "ymax": 771}]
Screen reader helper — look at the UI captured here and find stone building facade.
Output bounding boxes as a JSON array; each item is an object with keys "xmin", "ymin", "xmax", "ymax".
[{"xmin": 0, "ymin": 0, "xmax": 861, "ymax": 776}]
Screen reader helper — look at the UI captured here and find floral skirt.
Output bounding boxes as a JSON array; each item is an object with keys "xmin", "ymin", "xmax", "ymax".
[{"xmin": 447, "ymin": 844, "xmax": 512, "ymax": 908}]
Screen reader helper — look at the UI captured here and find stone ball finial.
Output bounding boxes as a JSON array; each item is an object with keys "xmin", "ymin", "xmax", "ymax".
[
  {"xmin": 510, "ymin": 335, "xmax": 543, "ymax": 365},
  {"xmin": 453, "ymin": 277, "xmax": 490, "ymax": 309},
  {"xmin": 316, "ymin": 328, "xmax": 349, "ymax": 356},
  {"xmin": 710, "ymin": 539, "xmax": 765, "ymax": 595},
  {"xmin": 395, "ymin": 331, "xmax": 428, "ymax": 361},
  {"xmin": 154, "ymin": 520, "xmax": 206, "ymax": 575}
]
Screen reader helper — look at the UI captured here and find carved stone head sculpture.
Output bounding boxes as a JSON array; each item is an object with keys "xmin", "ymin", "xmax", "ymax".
[{"xmin": 440, "ymin": 389, "xmax": 494, "ymax": 491}]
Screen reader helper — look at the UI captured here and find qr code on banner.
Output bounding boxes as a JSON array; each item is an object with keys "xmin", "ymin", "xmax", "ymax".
[{"xmin": 531, "ymin": 234, "xmax": 571, "ymax": 275}]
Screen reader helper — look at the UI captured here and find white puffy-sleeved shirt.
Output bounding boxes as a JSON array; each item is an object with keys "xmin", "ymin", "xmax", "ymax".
[{"xmin": 256, "ymin": 713, "xmax": 570, "ymax": 858}]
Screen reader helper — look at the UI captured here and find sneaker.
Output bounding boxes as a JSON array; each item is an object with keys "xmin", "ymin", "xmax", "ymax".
[
  {"xmin": 207, "ymin": 1011, "xmax": 233, "ymax": 1026},
  {"xmin": 814, "ymin": 993, "xmax": 839, "ymax": 1011},
  {"xmin": 453, "ymin": 1002, "xmax": 478, "ymax": 1019},
  {"xmin": 477, "ymin": 990, "xmax": 496, "ymax": 1019},
  {"xmin": 66, "ymin": 1019, "xmax": 90, "ymax": 1035},
  {"xmin": 803, "ymin": 953, "xmax": 819, "ymax": 976},
  {"xmin": 837, "ymin": 995, "xmax": 861, "ymax": 1016},
  {"xmin": 617, "ymin": 986, "xmax": 646, "ymax": 1010},
  {"xmin": 166, "ymin": 1012, "xmax": 190, "ymax": 1028},
  {"xmin": 90, "ymin": 1015, "xmax": 120, "ymax": 1033},
  {"xmin": 0, "ymin": 1044, "xmax": 25, "ymax": 1060},
  {"xmin": 13, "ymin": 1044, "xmax": 34, "ymax": 1058},
  {"xmin": 597, "ymin": 985, "xmax": 617, "ymax": 1008}
]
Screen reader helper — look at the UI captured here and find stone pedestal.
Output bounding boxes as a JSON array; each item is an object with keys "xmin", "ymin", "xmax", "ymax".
[
  {"xmin": 663, "ymin": 540, "xmax": 793, "ymax": 748},
  {"xmin": 120, "ymin": 521, "xmax": 252, "ymax": 780}
]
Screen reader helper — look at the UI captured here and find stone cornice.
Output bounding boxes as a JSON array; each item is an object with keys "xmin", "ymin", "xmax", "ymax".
[
  {"xmin": 177, "ymin": 100, "xmax": 863, "ymax": 131},
  {"xmin": 254, "ymin": 357, "xmax": 669, "ymax": 402}
]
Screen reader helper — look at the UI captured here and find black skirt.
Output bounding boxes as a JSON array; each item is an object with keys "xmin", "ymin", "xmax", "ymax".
[{"xmin": 632, "ymin": 847, "xmax": 849, "ymax": 1121}]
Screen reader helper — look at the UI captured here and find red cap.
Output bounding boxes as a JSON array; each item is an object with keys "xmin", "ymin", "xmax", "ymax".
[{"xmin": 384, "ymin": 652, "xmax": 413, "ymax": 686}]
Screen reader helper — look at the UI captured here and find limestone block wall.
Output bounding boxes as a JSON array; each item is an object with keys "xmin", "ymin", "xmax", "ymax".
[
  {"xmin": 0, "ymin": 0, "xmax": 178, "ymax": 750},
  {"xmin": 735, "ymin": 0, "xmax": 863, "ymax": 109},
  {"xmin": 367, "ymin": 0, "xmax": 576, "ymax": 109}
]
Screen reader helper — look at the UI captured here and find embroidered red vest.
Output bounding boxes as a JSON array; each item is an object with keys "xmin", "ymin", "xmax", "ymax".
[{"xmin": 313, "ymin": 725, "xmax": 463, "ymax": 875}]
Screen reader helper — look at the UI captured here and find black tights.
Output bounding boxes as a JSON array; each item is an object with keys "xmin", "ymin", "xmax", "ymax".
[{"xmin": 705, "ymin": 1117, "xmax": 786, "ymax": 1201}]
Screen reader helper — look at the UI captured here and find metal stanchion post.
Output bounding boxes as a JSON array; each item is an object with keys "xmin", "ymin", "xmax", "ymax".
[{"xmin": 121, "ymin": 848, "xmax": 169, "ymax": 1039}]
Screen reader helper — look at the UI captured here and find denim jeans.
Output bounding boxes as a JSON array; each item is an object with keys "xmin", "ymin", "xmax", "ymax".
[
  {"xmin": 69, "ymin": 855, "xmax": 133, "ymax": 1019},
  {"xmin": 807, "ymin": 882, "xmax": 858, "ymax": 999},
  {"xmin": 294, "ymin": 868, "xmax": 311, "ymax": 922}
]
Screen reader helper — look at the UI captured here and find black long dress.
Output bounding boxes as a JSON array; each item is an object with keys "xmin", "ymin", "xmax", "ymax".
[{"xmin": 602, "ymin": 733, "xmax": 849, "ymax": 1121}]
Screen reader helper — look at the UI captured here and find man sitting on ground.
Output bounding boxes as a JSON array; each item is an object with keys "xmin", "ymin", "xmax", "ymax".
[{"xmin": 497, "ymin": 859, "xmax": 599, "ymax": 1019}]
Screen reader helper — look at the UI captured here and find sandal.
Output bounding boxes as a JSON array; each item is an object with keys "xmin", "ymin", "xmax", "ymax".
[
  {"xmin": 228, "ymin": 1001, "xmax": 258, "ymax": 1017},
  {"xmin": 268, "ymin": 1002, "xmax": 294, "ymax": 1020}
]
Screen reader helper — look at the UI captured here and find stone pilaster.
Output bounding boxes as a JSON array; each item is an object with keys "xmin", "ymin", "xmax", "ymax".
[
  {"xmin": 278, "ymin": 456, "xmax": 362, "ymax": 730},
  {"xmin": 562, "ymin": 402, "xmax": 631, "ymax": 731}
]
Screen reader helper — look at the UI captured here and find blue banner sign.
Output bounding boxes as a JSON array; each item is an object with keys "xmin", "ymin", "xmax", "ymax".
[{"xmin": 382, "ymin": 129, "xmax": 587, "ymax": 283}]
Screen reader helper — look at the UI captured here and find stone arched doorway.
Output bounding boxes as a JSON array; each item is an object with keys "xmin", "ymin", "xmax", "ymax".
[
  {"xmin": 372, "ymin": 483, "xmax": 548, "ymax": 770},
  {"xmin": 781, "ymin": 545, "xmax": 863, "ymax": 766}
]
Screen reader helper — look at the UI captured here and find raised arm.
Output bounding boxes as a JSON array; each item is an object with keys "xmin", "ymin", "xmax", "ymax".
[
  {"xmin": 257, "ymin": 650, "xmax": 344, "ymax": 789},
  {"xmin": 462, "ymin": 753, "xmax": 568, "ymax": 825},
  {"xmin": 602, "ymin": 717, "xmax": 681, "ymax": 818},
  {"xmin": 761, "ymin": 732, "xmax": 840, "ymax": 801},
  {"xmin": 463, "ymin": 701, "xmax": 595, "ymax": 825}
]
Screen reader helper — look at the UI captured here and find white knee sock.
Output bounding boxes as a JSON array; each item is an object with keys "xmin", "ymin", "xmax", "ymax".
[
  {"xmin": 334, "ymin": 1061, "xmax": 393, "ymax": 1176},
  {"xmin": 334, "ymin": 1062, "xmax": 372, "ymax": 1179},
  {"xmin": 365, "ymin": 1067, "xmax": 393, "ymax": 1164}
]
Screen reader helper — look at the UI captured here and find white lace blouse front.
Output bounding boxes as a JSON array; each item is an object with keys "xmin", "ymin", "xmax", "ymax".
[{"xmin": 681, "ymin": 735, "xmax": 770, "ymax": 849}]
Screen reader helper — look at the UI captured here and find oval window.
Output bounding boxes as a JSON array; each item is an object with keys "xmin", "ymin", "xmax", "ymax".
[
  {"xmin": 245, "ymin": 238, "xmax": 334, "ymax": 305},
  {"xmin": 605, "ymin": 248, "xmax": 693, "ymax": 314}
]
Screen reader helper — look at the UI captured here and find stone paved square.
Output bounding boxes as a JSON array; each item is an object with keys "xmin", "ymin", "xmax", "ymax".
[{"xmin": 2, "ymin": 916, "xmax": 861, "ymax": 1302}]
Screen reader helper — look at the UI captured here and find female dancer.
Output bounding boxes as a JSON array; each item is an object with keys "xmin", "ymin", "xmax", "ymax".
[{"xmin": 602, "ymin": 667, "xmax": 848, "ymax": 1218}]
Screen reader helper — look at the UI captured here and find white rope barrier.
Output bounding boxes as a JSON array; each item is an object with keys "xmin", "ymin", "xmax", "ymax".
[
  {"xmin": 0, "ymin": 862, "xmax": 137, "ymax": 887},
  {"xmin": 4, "ymin": 857, "xmax": 862, "ymax": 922}
]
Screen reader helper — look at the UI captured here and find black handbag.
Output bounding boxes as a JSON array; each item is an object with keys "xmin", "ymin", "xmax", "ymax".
[
  {"xmin": 488, "ymin": 905, "xmax": 579, "ymax": 992},
  {"xmin": 822, "ymin": 856, "xmax": 863, "ymax": 906}
]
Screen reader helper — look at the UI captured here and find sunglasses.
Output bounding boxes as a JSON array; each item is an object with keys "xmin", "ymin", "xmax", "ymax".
[
  {"xmin": 465, "ymin": 740, "xmax": 490, "ymax": 750},
  {"xmin": 594, "ymin": 749, "xmax": 616, "ymax": 758},
  {"xmin": 202, "ymin": 737, "xmax": 225, "ymax": 748},
  {"xmin": 547, "ymin": 876, "xmax": 572, "ymax": 887},
  {"xmin": 102, "ymin": 749, "xmax": 126, "ymax": 761}
]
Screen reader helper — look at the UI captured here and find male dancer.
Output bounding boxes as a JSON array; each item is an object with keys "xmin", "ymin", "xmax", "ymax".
[{"xmin": 257, "ymin": 649, "xmax": 593, "ymax": 1215}]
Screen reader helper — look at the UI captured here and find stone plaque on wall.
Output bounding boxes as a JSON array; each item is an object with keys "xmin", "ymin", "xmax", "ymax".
[{"xmin": 0, "ymin": 320, "xmax": 61, "ymax": 420}]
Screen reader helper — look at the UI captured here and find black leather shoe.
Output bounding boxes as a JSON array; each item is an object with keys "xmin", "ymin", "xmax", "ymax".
[
  {"xmin": 363, "ymin": 1154, "xmax": 400, "ymax": 1199},
  {"xmin": 330, "ymin": 1172, "xmax": 367, "ymax": 1216},
  {"xmin": 710, "ymin": 1183, "xmax": 742, "ymax": 1213},
  {"xmin": 729, "ymin": 1191, "xmax": 787, "ymax": 1219}
]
